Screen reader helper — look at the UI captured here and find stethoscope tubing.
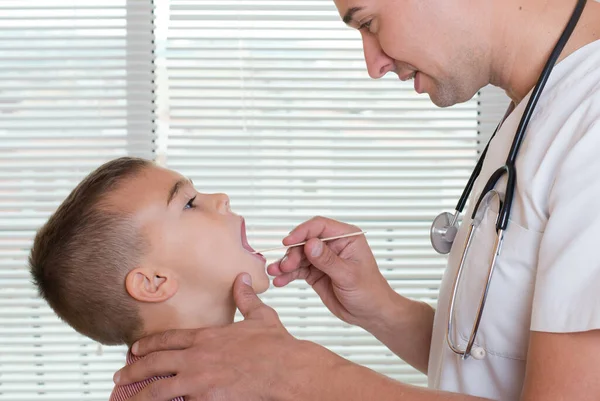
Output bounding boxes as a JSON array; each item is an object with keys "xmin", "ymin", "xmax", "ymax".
[
  {"xmin": 440, "ymin": 0, "xmax": 588, "ymax": 360},
  {"xmin": 452, "ymin": 0, "xmax": 588, "ymax": 232}
]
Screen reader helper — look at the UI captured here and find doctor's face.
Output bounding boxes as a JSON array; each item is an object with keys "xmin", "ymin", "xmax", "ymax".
[{"xmin": 333, "ymin": 0, "xmax": 490, "ymax": 107}]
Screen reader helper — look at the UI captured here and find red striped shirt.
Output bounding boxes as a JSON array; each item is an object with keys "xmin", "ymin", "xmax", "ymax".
[{"xmin": 109, "ymin": 351, "xmax": 184, "ymax": 401}]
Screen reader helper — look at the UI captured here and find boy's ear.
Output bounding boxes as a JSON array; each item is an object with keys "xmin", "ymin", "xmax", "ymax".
[{"xmin": 125, "ymin": 267, "xmax": 178, "ymax": 303}]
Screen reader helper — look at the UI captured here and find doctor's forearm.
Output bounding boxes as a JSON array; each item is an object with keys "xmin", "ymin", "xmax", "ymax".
[
  {"xmin": 299, "ymin": 357, "xmax": 492, "ymax": 401},
  {"xmin": 362, "ymin": 293, "xmax": 435, "ymax": 374}
]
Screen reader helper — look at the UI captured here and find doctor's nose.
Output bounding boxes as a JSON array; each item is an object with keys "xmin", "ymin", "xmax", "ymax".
[
  {"xmin": 362, "ymin": 33, "xmax": 395, "ymax": 79},
  {"xmin": 211, "ymin": 193, "xmax": 231, "ymax": 215}
]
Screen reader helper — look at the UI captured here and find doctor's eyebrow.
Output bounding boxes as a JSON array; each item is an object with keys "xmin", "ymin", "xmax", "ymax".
[
  {"xmin": 343, "ymin": 7, "xmax": 364, "ymax": 25},
  {"xmin": 167, "ymin": 178, "xmax": 194, "ymax": 205}
]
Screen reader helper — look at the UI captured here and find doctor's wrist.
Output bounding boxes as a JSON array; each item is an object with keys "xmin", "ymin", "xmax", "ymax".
[
  {"xmin": 360, "ymin": 292, "xmax": 435, "ymax": 373},
  {"xmin": 360, "ymin": 288, "xmax": 412, "ymax": 335}
]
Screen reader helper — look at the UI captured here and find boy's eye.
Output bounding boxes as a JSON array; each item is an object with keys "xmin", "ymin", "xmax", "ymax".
[{"xmin": 184, "ymin": 196, "xmax": 196, "ymax": 210}]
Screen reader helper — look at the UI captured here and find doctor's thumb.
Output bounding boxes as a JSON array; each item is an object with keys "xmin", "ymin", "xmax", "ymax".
[
  {"xmin": 233, "ymin": 273, "xmax": 278, "ymax": 324},
  {"xmin": 304, "ymin": 239, "xmax": 347, "ymax": 281},
  {"xmin": 233, "ymin": 273, "xmax": 262, "ymax": 318}
]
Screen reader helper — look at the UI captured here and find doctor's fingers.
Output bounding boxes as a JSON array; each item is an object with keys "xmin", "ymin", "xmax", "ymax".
[
  {"xmin": 130, "ymin": 327, "xmax": 224, "ymax": 358},
  {"xmin": 284, "ymin": 216, "xmax": 360, "ymax": 246},
  {"xmin": 128, "ymin": 376, "xmax": 187, "ymax": 401},
  {"xmin": 280, "ymin": 246, "xmax": 309, "ymax": 273},
  {"xmin": 267, "ymin": 246, "xmax": 309, "ymax": 276},
  {"xmin": 130, "ymin": 374, "xmax": 257, "ymax": 401},
  {"xmin": 115, "ymin": 349, "xmax": 188, "ymax": 386},
  {"xmin": 272, "ymin": 265, "xmax": 325, "ymax": 288},
  {"xmin": 128, "ymin": 375, "xmax": 223, "ymax": 401},
  {"xmin": 271, "ymin": 241, "xmax": 354, "ymax": 285}
]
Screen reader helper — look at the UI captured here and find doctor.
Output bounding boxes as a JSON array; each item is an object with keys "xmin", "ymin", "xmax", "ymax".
[{"xmin": 114, "ymin": 0, "xmax": 600, "ymax": 399}]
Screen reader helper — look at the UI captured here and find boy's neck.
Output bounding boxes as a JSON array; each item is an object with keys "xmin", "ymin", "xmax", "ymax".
[{"xmin": 130, "ymin": 294, "xmax": 237, "ymax": 347}]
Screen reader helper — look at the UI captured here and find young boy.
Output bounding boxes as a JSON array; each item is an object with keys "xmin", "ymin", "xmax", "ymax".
[{"xmin": 29, "ymin": 157, "xmax": 270, "ymax": 400}]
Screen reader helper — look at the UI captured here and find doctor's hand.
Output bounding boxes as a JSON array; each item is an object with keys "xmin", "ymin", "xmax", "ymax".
[
  {"xmin": 267, "ymin": 216, "xmax": 399, "ymax": 332},
  {"xmin": 114, "ymin": 273, "xmax": 347, "ymax": 401},
  {"xmin": 268, "ymin": 217, "xmax": 435, "ymax": 374}
]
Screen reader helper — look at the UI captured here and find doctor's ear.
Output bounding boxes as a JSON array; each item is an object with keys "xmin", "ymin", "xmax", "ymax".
[{"xmin": 125, "ymin": 267, "xmax": 178, "ymax": 303}]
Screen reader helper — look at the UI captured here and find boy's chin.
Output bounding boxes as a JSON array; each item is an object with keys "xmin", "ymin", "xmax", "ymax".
[
  {"xmin": 240, "ymin": 253, "xmax": 269, "ymax": 293},
  {"xmin": 250, "ymin": 272, "xmax": 270, "ymax": 294}
]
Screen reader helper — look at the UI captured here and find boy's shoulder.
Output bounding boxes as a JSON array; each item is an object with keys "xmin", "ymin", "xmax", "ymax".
[{"xmin": 109, "ymin": 351, "xmax": 184, "ymax": 401}]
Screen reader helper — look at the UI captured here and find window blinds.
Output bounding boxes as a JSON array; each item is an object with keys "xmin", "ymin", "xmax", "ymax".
[
  {"xmin": 160, "ymin": 0, "xmax": 479, "ymax": 386},
  {"xmin": 0, "ymin": 1, "xmax": 154, "ymax": 400},
  {"xmin": 0, "ymin": 1, "xmax": 505, "ymax": 399}
]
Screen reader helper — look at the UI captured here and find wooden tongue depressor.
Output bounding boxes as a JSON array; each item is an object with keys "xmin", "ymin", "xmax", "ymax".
[{"xmin": 252, "ymin": 231, "xmax": 367, "ymax": 254}]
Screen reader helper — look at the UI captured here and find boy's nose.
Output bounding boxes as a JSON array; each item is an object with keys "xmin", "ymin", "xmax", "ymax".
[{"xmin": 213, "ymin": 193, "xmax": 231, "ymax": 214}]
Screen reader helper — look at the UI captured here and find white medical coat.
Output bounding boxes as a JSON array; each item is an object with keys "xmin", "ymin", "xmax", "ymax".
[{"xmin": 428, "ymin": 38, "xmax": 600, "ymax": 400}]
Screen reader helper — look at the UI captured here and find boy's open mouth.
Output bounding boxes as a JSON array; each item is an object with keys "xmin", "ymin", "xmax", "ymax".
[{"xmin": 240, "ymin": 218, "xmax": 266, "ymax": 262}]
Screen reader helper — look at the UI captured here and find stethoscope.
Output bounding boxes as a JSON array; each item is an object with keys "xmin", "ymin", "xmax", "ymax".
[{"xmin": 429, "ymin": 0, "xmax": 587, "ymax": 361}]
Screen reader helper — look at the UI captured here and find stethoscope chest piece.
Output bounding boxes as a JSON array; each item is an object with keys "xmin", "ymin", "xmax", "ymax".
[{"xmin": 430, "ymin": 212, "xmax": 459, "ymax": 255}]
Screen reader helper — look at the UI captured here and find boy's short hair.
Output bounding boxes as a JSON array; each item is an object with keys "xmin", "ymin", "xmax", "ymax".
[{"xmin": 29, "ymin": 157, "xmax": 152, "ymax": 345}]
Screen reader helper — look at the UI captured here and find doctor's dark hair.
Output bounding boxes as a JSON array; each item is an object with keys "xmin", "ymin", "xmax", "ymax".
[{"xmin": 29, "ymin": 157, "xmax": 152, "ymax": 346}]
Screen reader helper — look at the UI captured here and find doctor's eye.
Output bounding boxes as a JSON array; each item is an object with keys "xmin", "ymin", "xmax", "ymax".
[
  {"xmin": 359, "ymin": 20, "xmax": 373, "ymax": 31},
  {"xmin": 184, "ymin": 196, "xmax": 196, "ymax": 210},
  {"xmin": 359, "ymin": 18, "xmax": 379, "ymax": 35}
]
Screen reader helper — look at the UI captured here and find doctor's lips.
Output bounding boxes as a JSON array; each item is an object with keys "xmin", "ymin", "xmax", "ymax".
[
  {"xmin": 240, "ymin": 218, "xmax": 266, "ymax": 263},
  {"xmin": 399, "ymin": 71, "xmax": 417, "ymax": 81}
]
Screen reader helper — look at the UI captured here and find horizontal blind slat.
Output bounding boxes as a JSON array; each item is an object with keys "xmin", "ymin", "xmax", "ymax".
[
  {"xmin": 0, "ymin": 0, "xmax": 155, "ymax": 399},
  {"xmin": 158, "ymin": 0, "xmax": 480, "ymax": 389}
]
